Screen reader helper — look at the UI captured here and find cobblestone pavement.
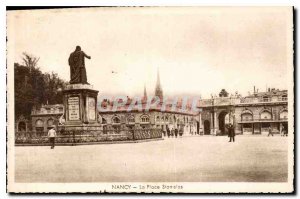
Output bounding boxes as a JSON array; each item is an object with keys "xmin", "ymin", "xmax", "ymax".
[{"xmin": 15, "ymin": 136, "xmax": 288, "ymax": 182}]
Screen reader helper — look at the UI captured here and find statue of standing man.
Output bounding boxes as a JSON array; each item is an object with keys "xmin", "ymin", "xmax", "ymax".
[{"xmin": 68, "ymin": 46, "xmax": 91, "ymax": 84}]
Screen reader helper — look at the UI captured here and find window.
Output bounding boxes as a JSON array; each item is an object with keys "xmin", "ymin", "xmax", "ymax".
[
  {"xmin": 241, "ymin": 113, "xmax": 253, "ymax": 121},
  {"xmin": 112, "ymin": 125, "xmax": 121, "ymax": 134},
  {"xmin": 35, "ymin": 119, "xmax": 44, "ymax": 127},
  {"xmin": 127, "ymin": 116, "xmax": 135, "ymax": 123},
  {"xmin": 140, "ymin": 115, "xmax": 150, "ymax": 123},
  {"xmin": 260, "ymin": 111, "xmax": 272, "ymax": 120},
  {"xmin": 47, "ymin": 119, "xmax": 54, "ymax": 130},
  {"xmin": 262, "ymin": 96, "xmax": 269, "ymax": 102},
  {"xmin": 103, "ymin": 125, "xmax": 108, "ymax": 134},
  {"xmin": 156, "ymin": 116, "xmax": 160, "ymax": 122},
  {"xmin": 280, "ymin": 110, "xmax": 288, "ymax": 120},
  {"xmin": 112, "ymin": 116, "xmax": 121, "ymax": 124},
  {"xmin": 281, "ymin": 95, "xmax": 288, "ymax": 101}
]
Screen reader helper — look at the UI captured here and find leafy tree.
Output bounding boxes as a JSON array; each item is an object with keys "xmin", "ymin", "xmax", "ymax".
[
  {"xmin": 14, "ymin": 53, "xmax": 67, "ymax": 120},
  {"xmin": 219, "ymin": 89, "xmax": 229, "ymax": 97}
]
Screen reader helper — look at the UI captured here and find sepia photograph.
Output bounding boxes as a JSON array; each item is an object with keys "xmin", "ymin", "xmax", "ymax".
[{"xmin": 6, "ymin": 6, "xmax": 294, "ymax": 193}]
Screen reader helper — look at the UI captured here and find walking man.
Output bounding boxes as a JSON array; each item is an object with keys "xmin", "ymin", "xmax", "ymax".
[
  {"xmin": 48, "ymin": 126, "xmax": 57, "ymax": 149},
  {"xmin": 268, "ymin": 126, "xmax": 273, "ymax": 137},
  {"xmin": 228, "ymin": 123, "xmax": 235, "ymax": 142}
]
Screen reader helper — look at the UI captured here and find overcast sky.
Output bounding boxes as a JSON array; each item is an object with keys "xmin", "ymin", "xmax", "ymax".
[{"xmin": 8, "ymin": 7, "xmax": 292, "ymax": 98}]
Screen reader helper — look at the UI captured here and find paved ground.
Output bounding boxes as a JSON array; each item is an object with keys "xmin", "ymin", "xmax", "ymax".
[{"xmin": 15, "ymin": 136, "xmax": 288, "ymax": 182}]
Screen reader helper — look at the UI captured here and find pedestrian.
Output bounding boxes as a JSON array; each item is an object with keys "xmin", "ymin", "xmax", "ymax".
[
  {"xmin": 268, "ymin": 126, "xmax": 273, "ymax": 137},
  {"xmin": 179, "ymin": 126, "xmax": 183, "ymax": 137},
  {"xmin": 283, "ymin": 126, "xmax": 288, "ymax": 137},
  {"xmin": 162, "ymin": 125, "xmax": 166, "ymax": 137},
  {"xmin": 167, "ymin": 125, "xmax": 170, "ymax": 138},
  {"xmin": 280, "ymin": 126, "xmax": 284, "ymax": 136},
  {"xmin": 228, "ymin": 123, "xmax": 235, "ymax": 142},
  {"xmin": 175, "ymin": 128, "xmax": 178, "ymax": 138},
  {"xmin": 48, "ymin": 126, "xmax": 57, "ymax": 149}
]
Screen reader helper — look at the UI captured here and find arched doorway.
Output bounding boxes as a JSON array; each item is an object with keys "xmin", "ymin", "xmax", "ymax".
[
  {"xmin": 218, "ymin": 111, "xmax": 229, "ymax": 135},
  {"xmin": 18, "ymin": 122, "xmax": 26, "ymax": 132},
  {"xmin": 204, "ymin": 120, "xmax": 210, "ymax": 135}
]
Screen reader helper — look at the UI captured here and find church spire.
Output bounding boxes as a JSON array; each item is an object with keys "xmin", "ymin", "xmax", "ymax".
[
  {"xmin": 155, "ymin": 69, "xmax": 163, "ymax": 101},
  {"xmin": 143, "ymin": 84, "xmax": 147, "ymax": 101}
]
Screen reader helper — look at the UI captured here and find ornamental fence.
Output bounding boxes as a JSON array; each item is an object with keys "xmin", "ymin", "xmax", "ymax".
[{"xmin": 15, "ymin": 128, "xmax": 162, "ymax": 145}]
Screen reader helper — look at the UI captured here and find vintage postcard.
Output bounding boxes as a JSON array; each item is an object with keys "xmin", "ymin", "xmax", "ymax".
[{"xmin": 7, "ymin": 7, "xmax": 294, "ymax": 193}]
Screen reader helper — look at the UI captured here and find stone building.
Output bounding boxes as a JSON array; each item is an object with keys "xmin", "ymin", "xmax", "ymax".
[
  {"xmin": 198, "ymin": 88, "xmax": 288, "ymax": 135},
  {"xmin": 98, "ymin": 105, "xmax": 198, "ymax": 136},
  {"xmin": 26, "ymin": 67, "xmax": 288, "ymax": 137},
  {"xmin": 98, "ymin": 70, "xmax": 199, "ymax": 135},
  {"xmin": 31, "ymin": 104, "xmax": 64, "ymax": 132},
  {"xmin": 15, "ymin": 115, "xmax": 30, "ymax": 132}
]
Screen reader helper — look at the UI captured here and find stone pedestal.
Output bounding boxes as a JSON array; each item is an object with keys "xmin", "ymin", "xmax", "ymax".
[{"xmin": 62, "ymin": 84, "xmax": 99, "ymax": 129}]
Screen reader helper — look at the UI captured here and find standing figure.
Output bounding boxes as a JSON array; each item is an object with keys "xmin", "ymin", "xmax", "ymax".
[
  {"xmin": 175, "ymin": 128, "xmax": 178, "ymax": 138},
  {"xmin": 228, "ymin": 123, "xmax": 235, "ymax": 142},
  {"xmin": 68, "ymin": 46, "xmax": 91, "ymax": 84},
  {"xmin": 162, "ymin": 125, "xmax": 166, "ymax": 137},
  {"xmin": 268, "ymin": 126, "xmax": 274, "ymax": 137},
  {"xmin": 179, "ymin": 126, "xmax": 184, "ymax": 137},
  {"xmin": 283, "ymin": 126, "xmax": 288, "ymax": 136},
  {"xmin": 171, "ymin": 127, "xmax": 174, "ymax": 137},
  {"xmin": 166, "ymin": 125, "xmax": 170, "ymax": 138},
  {"xmin": 48, "ymin": 126, "xmax": 57, "ymax": 149}
]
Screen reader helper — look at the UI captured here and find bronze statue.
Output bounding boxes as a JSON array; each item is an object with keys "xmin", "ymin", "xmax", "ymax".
[{"xmin": 68, "ymin": 46, "xmax": 91, "ymax": 84}]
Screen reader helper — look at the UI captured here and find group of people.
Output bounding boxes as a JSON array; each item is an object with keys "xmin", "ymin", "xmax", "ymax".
[
  {"xmin": 268, "ymin": 126, "xmax": 288, "ymax": 137},
  {"xmin": 162, "ymin": 125, "xmax": 184, "ymax": 138}
]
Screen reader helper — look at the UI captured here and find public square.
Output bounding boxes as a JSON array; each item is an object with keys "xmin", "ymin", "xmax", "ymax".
[{"xmin": 15, "ymin": 136, "xmax": 288, "ymax": 183}]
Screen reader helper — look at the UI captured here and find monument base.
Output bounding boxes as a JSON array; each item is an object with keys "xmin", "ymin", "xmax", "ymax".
[{"xmin": 62, "ymin": 83, "xmax": 99, "ymax": 126}]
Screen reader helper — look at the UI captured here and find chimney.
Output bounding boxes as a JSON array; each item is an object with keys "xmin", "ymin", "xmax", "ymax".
[{"xmin": 254, "ymin": 86, "xmax": 256, "ymax": 94}]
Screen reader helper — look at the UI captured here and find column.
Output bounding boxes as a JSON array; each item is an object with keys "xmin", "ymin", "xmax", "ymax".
[
  {"xmin": 199, "ymin": 113, "xmax": 202, "ymax": 135},
  {"xmin": 210, "ymin": 112, "xmax": 214, "ymax": 135},
  {"xmin": 214, "ymin": 112, "xmax": 217, "ymax": 135}
]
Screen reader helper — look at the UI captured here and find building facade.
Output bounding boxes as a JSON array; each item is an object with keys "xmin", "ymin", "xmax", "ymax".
[
  {"xmin": 98, "ymin": 109, "xmax": 198, "ymax": 136},
  {"xmin": 98, "ymin": 70, "xmax": 199, "ymax": 136},
  {"xmin": 31, "ymin": 104, "xmax": 64, "ymax": 132},
  {"xmin": 198, "ymin": 88, "xmax": 288, "ymax": 135},
  {"xmin": 24, "ymin": 68, "xmax": 288, "ymax": 137}
]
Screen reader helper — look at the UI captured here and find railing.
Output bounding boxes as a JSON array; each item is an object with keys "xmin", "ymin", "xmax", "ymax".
[
  {"xmin": 240, "ymin": 97, "xmax": 288, "ymax": 104},
  {"xmin": 241, "ymin": 118, "xmax": 254, "ymax": 122},
  {"xmin": 15, "ymin": 128, "xmax": 162, "ymax": 145},
  {"xmin": 279, "ymin": 117, "xmax": 288, "ymax": 121}
]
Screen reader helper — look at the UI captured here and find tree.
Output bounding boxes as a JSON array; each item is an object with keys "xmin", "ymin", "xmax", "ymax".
[
  {"xmin": 22, "ymin": 52, "xmax": 39, "ymax": 72},
  {"xmin": 219, "ymin": 89, "xmax": 229, "ymax": 97},
  {"xmin": 14, "ymin": 53, "xmax": 67, "ymax": 120}
]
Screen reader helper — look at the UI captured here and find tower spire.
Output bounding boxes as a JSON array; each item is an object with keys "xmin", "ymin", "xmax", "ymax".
[
  {"xmin": 155, "ymin": 68, "xmax": 163, "ymax": 101},
  {"xmin": 143, "ymin": 83, "xmax": 147, "ymax": 101}
]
